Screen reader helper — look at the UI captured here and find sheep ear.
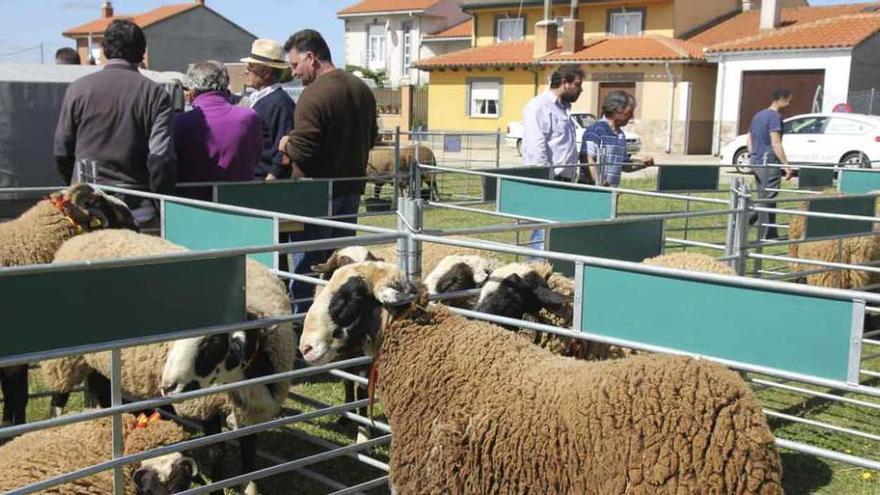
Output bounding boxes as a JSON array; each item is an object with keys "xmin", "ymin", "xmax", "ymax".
[
  {"xmin": 133, "ymin": 467, "xmax": 157, "ymax": 493},
  {"xmin": 366, "ymin": 252, "xmax": 384, "ymax": 262},
  {"xmin": 175, "ymin": 456, "xmax": 198, "ymax": 477},
  {"xmin": 376, "ymin": 280, "xmax": 417, "ymax": 308},
  {"xmin": 534, "ymin": 285, "xmax": 566, "ymax": 309},
  {"xmin": 472, "ymin": 268, "xmax": 490, "ymax": 286},
  {"xmin": 311, "ymin": 259, "xmax": 336, "ymax": 274}
]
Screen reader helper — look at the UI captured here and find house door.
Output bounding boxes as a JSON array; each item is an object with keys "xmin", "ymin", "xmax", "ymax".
[
  {"xmin": 597, "ymin": 82, "xmax": 636, "ymax": 115},
  {"xmin": 738, "ymin": 70, "xmax": 824, "ymax": 135}
]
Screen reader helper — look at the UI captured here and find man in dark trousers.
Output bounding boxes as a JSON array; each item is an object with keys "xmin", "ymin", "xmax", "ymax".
[
  {"xmin": 240, "ymin": 38, "xmax": 295, "ymax": 180},
  {"xmin": 53, "ymin": 19, "xmax": 176, "ymax": 228},
  {"xmin": 748, "ymin": 89, "xmax": 793, "ymax": 240},
  {"xmin": 278, "ymin": 29, "xmax": 378, "ymax": 313}
]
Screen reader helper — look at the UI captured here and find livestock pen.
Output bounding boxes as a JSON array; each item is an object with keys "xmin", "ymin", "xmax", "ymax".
[{"xmin": 2, "ymin": 159, "xmax": 880, "ymax": 493}]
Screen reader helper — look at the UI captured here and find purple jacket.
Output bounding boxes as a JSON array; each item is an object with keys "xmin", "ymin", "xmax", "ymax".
[{"xmin": 173, "ymin": 91, "xmax": 261, "ymax": 188}]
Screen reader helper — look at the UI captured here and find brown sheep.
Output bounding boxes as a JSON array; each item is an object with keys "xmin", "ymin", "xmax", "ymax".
[
  {"xmin": 299, "ymin": 262, "xmax": 784, "ymax": 494},
  {"xmin": 367, "ymin": 144, "xmax": 438, "ymax": 200}
]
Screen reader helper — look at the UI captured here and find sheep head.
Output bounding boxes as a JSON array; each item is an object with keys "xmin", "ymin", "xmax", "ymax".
[
  {"xmin": 50, "ymin": 184, "xmax": 139, "ymax": 232},
  {"xmin": 310, "ymin": 246, "xmax": 384, "ymax": 280},
  {"xmin": 160, "ymin": 319, "xmax": 264, "ymax": 396},
  {"xmin": 424, "ymin": 255, "xmax": 500, "ymax": 296},
  {"xmin": 474, "ymin": 263, "xmax": 567, "ymax": 323},
  {"xmin": 300, "ymin": 262, "xmax": 419, "ymax": 366},
  {"xmin": 133, "ymin": 453, "xmax": 199, "ymax": 495}
]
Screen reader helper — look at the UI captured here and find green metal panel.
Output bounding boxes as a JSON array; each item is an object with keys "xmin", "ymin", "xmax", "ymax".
[
  {"xmin": 804, "ymin": 195, "xmax": 876, "ymax": 239},
  {"xmin": 216, "ymin": 181, "xmax": 330, "ymax": 218},
  {"xmin": 656, "ymin": 166, "xmax": 719, "ymax": 191},
  {"xmin": 0, "ymin": 256, "xmax": 246, "ymax": 359},
  {"xmin": 497, "ymin": 178, "xmax": 614, "ymax": 221},
  {"xmin": 481, "ymin": 167, "xmax": 552, "ymax": 202},
  {"xmin": 163, "ymin": 201, "xmax": 275, "ymax": 267},
  {"xmin": 798, "ymin": 166, "xmax": 835, "ymax": 190},
  {"xmin": 839, "ymin": 169, "xmax": 880, "ymax": 195},
  {"xmin": 548, "ymin": 218, "xmax": 664, "ymax": 276},
  {"xmin": 581, "ymin": 265, "xmax": 856, "ymax": 382}
]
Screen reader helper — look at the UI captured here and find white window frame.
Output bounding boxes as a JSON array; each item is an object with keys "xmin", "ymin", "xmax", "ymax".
[
  {"xmin": 402, "ymin": 21, "xmax": 413, "ymax": 72},
  {"xmin": 609, "ymin": 11, "xmax": 643, "ymax": 35},
  {"xmin": 468, "ymin": 79, "xmax": 501, "ymax": 119},
  {"xmin": 368, "ymin": 25, "xmax": 387, "ymax": 68},
  {"xmin": 496, "ymin": 17, "xmax": 525, "ymax": 42}
]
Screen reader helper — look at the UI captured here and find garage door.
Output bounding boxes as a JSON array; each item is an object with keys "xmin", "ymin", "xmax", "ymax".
[
  {"xmin": 598, "ymin": 82, "xmax": 636, "ymax": 114},
  {"xmin": 738, "ymin": 70, "xmax": 825, "ymax": 134}
]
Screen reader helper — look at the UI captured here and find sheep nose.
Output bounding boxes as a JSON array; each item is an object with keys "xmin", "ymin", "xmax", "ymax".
[
  {"xmin": 300, "ymin": 345, "xmax": 313, "ymax": 357},
  {"xmin": 161, "ymin": 383, "xmax": 177, "ymax": 396}
]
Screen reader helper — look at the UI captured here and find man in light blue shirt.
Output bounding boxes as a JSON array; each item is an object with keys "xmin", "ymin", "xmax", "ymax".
[{"xmin": 521, "ymin": 66, "xmax": 585, "ymax": 252}]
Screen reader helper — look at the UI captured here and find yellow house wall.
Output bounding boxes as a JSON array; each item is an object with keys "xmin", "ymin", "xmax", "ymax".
[
  {"xmin": 427, "ymin": 69, "xmax": 538, "ymax": 132},
  {"xmin": 673, "ymin": 0, "xmax": 738, "ymax": 37}
]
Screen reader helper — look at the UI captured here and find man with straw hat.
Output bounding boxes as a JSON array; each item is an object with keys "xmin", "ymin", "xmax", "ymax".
[{"xmin": 241, "ymin": 38, "xmax": 295, "ymax": 181}]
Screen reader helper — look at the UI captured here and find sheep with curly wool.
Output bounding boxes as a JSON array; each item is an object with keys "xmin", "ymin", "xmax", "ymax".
[
  {"xmin": 299, "ymin": 262, "xmax": 784, "ymax": 494},
  {"xmin": 787, "ymin": 194, "xmax": 880, "ymax": 289},
  {"xmin": 423, "ymin": 254, "xmax": 500, "ymax": 307},
  {"xmin": 643, "ymin": 252, "xmax": 735, "ymax": 276},
  {"xmin": 0, "ymin": 413, "xmax": 198, "ymax": 494},
  {"xmin": 0, "ymin": 184, "xmax": 137, "ymax": 427},
  {"xmin": 373, "ymin": 239, "xmax": 498, "ymax": 277},
  {"xmin": 367, "ymin": 144, "xmax": 438, "ymax": 199},
  {"xmin": 42, "ymin": 230, "xmax": 295, "ymax": 495}
]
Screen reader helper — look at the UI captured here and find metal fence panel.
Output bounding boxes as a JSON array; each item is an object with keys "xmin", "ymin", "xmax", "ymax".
[
  {"xmin": 480, "ymin": 166, "xmax": 551, "ymax": 202},
  {"xmin": 215, "ymin": 181, "xmax": 331, "ymax": 218},
  {"xmin": 548, "ymin": 218, "xmax": 664, "ymax": 276},
  {"xmin": 804, "ymin": 195, "xmax": 877, "ymax": 239},
  {"xmin": 0, "ymin": 255, "xmax": 246, "ymax": 358},
  {"xmin": 656, "ymin": 165, "xmax": 720, "ymax": 191},
  {"xmin": 840, "ymin": 169, "xmax": 880, "ymax": 195},
  {"xmin": 497, "ymin": 178, "xmax": 615, "ymax": 221}
]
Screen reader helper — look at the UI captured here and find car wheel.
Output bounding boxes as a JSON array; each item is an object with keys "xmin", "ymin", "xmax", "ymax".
[
  {"xmin": 732, "ymin": 147, "xmax": 751, "ymax": 174},
  {"xmin": 841, "ymin": 151, "xmax": 870, "ymax": 169},
  {"xmin": 516, "ymin": 139, "xmax": 522, "ymax": 156}
]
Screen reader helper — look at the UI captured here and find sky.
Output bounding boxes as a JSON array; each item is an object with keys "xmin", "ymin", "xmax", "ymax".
[{"xmin": 0, "ymin": 0, "xmax": 867, "ymax": 66}]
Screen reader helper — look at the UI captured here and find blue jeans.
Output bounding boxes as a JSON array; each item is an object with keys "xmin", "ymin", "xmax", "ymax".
[{"xmin": 289, "ymin": 193, "xmax": 361, "ymax": 314}]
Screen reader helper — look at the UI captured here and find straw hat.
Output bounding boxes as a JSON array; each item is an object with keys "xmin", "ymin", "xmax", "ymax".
[{"xmin": 240, "ymin": 39, "xmax": 288, "ymax": 69}]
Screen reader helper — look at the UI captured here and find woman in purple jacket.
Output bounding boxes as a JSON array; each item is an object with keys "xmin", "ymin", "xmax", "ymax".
[{"xmin": 173, "ymin": 60, "xmax": 261, "ymax": 199}]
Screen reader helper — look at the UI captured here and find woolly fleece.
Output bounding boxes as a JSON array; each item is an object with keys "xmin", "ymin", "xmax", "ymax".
[
  {"xmin": 0, "ymin": 414, "xmax": 188, "ymax": 494},
  {"xmin": 643, "ymin": 252, "xmax": 735, "ymax": 276},
  {"xmin": 377, "ymin": 306, "xmax": 783, "ymax": 494}
]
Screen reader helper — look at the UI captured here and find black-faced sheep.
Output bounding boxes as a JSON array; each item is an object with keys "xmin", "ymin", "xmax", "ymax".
[
  {"xmin": 367, "ymin": 144, "xmax": 438, "ymax": 200},
  {"xmin": 42, "ymin": 230, "xmax": 295, "ymax": 495},
  {"xmin": 299, "ymin": 262, "xmax": 784, "ymax": 494},
  {"xmin": 0, "ymin": 184, "xmax": 137, "ymax": 427},
  {"xmin": 0, "ymin": 413, "xmax": 198, "ymax": 494}
]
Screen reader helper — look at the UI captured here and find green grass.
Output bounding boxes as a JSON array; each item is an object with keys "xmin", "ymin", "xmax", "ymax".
[{"xmin": 7, "ymin": 174, "xmax": 880, "ymax": 494}]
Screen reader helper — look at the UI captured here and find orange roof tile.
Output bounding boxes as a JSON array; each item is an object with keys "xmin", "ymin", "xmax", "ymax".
[
  {"xmin": 424, "ymin": 19, "xmax": 473, "ymax": 39},
  {"xmin": 706, "ymin": 13, "xmax": 880, "ymax": 53},
  {"xmin": 690, "ymin": 2, "xmax": 878, "ymax": 47},
  {"xmin": 414, "ymin": 39, "xmax": 536, "ymax": 68},
  {"xmin": 545, "ymin": 36, "xmax": 704, "ymax": 62},
  {"xmin": 64, "ymin": 4, "xmax": 199, "ymax": 37},
  {"xmin": 338, "ymin": 0, "xmax": 441, "ymax": 16}
]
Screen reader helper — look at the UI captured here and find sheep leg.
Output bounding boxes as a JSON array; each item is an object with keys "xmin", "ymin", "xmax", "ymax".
[
  {"xmin": 84, "ymin": 370, "xmax": 112, "ymax": 409},
  {"xmin": 201, "ymin": 414, "xmax": 226, "ymax": 495},
  {"xmin": 50, "ymin": 392, "xmax": 70, "ymax": 418},
  {"xmin": 373, "ymin": 182, "xmax": 382, "ymax": 199},
  {"xmin": 0, "ymin": 365, "xmax": 28, "ymax": 425},
  {"xmin": 239, "ymin": 433, "xmax": 259, "ymax": 495}
]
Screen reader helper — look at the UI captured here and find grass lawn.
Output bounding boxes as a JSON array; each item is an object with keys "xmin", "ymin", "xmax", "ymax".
[{"xmin": 8, "ymin": 174, "xmax": 880, "ymax": 494}]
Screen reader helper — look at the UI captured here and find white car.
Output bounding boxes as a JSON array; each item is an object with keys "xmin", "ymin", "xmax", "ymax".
[
  {"xmin": 506, "ymin": 112, "xmax": 642, "ymax": 157},
  {"xmin": 720, "ymin": 112, "xmax": 880, "ymax": 172}
]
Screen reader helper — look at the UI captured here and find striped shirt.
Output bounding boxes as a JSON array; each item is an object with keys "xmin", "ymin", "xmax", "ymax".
[{"xmin": 581, "ymin": 118, "xmax": 628, "ymax": 187}]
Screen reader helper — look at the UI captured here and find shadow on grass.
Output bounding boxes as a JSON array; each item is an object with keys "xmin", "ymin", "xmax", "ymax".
[{"xmin": 781, "ymin": 452, "xmax": 834, "ymax": 494}]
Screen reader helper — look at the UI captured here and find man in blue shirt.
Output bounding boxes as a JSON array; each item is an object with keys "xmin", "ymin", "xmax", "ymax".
[
  {"xmin": 581, "ymin": 90, "xmax": 653, "ymax": 187},
  {"xmin": 748, "ymin": 89, "xmax": 793, "ymax": 239}
]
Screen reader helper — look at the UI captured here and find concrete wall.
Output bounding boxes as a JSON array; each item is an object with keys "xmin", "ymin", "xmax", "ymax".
[
  {"xmin": 427, "ymin": 69, "xmax": 538, "ymax": 132},
  {"xmin": 474, "ymin": 1, "xmax": 676, "ymax": 47},
  {"xmin": 849, "ymin": 33, "xmax": 880, "ymax": 93},
  {"xmin": 710, "ymin": 50, "xmax": 853, "ymax": 153},
  {"xmin": 144, "ymin": 7, "xmax": 255, "ymax": 72}
]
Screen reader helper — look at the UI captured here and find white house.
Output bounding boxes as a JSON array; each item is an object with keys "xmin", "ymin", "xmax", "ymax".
[
  {"xmin": 338, "ymin": 0, "xmax": 470, "ymax": 87},
  {"xmin": 697, "ymin": 1, "xmax": 880, "ymax": 154}
]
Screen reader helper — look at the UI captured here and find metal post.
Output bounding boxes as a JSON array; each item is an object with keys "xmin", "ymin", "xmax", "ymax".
[
  {"xmin": 396, "ymin": 198, "xmax": 409, "ymax": 275},
  {"xmin": 110, "ymin": 348, "xmax": 124, "ymax": 495},
  {"xmin": 495, "ymin": 128, "xmax": 501, "ymax": 169},
  {"xmin": 724, "ymin": 177, "xmax": 740, "ymax": 266},
  {"xmin": 683, "ymin": 191, "xmax": 692, "ymax": 244},
  {"xmin": 870, "ymin": 88, "xmax": 875, "ymax": 115},
  {"xmin": 734, "ymin": 184, "xmax": 751, "ymax": 276},
  {"xmin": 392, "ymin": 126, "xmax": 401, "ymax": 209},
  {"xmin": 407, "ymin": 199, "xmax": 423, "ymax": 282},
  {"xmin": 413, "ymin": 132, "xmax": 423, "ymax": 200}
]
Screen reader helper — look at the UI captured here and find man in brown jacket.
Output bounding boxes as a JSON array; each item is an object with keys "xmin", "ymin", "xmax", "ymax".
[{"xmin": 278, "ymin": 29, "xmax": 378, "ymax": 313}]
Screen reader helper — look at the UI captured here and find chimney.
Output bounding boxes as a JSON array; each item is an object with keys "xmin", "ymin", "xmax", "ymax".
[
  {"xmin": 534, "ymin": 20, "xmax": 558, "ymax": 57},
  {"xmin": 562, "ymin": 0, "xmax": 583, "ymax": 53},
  {"xmin": 760, "ymin": 0, "xmax": 781, "ymax": 30},
  {"xmin": 101, "ymin": 1, "xmax": 113, "ymax": 18},
  {"xmin": 742, "ymin": 0, "xmax": 754, "ymax": 12},
  {"xmin": 194, "ymin": 0, "xmax": 205, "ymax": 4}
]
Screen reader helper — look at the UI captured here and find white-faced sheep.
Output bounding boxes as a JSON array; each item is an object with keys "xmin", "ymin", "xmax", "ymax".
[
  {"xmin": 0, "ymin": 184, "xmax": 137, "ymax": 427},
  {"xmin": 299, "ymin": 262, "xmax": 784, "ymax": 494},
  {"xmin": 42, "ymin": 229, "xmax": 295, "ymax": 495},
  {"xmin": 0, "ymin": 413, "xmax": 198, "ymax": 494},
  {"xmin": 787, "ymin": 195, "xmax": 880, "ymax": 289},
  {"xmin": 367, "ymin": 144, "xmax": 438, "ymax": 200},
  {"xmin": 422, "ymin": 254, "xmax": 500, "ymax": 307}
]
